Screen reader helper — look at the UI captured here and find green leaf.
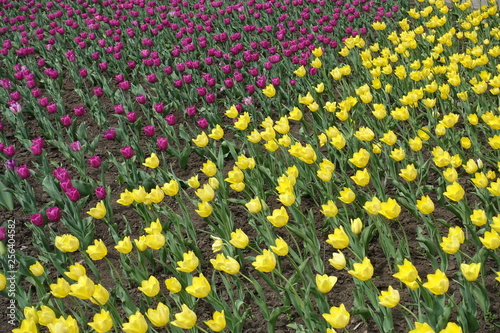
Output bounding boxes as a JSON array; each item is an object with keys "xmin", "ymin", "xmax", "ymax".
[{"xmin": 0, "ymin": 181, "xmax": 14, "ymax": 210}]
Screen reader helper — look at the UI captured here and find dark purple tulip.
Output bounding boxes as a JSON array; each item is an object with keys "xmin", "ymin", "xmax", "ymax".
[
  {"xmin": 246, "ymin": 85, "xmax": 255, "ymax": 94},
  {"xmin": 70, "ymin": 141, "xmax": 81, "ymax": 152},
  {"xmin": 95, "ymin": 186, "xmax": 107, "ymax": 200},
  {"xmin": 0, "ymin": 226, "xmax": 6, "ymax": 240},
  {"xmin": 196, "ymin": 87, "xmax": 207, "ymax": 97},
  {"xmin": 271, "ymin": 77, "xmax": 281, "ymax": 86},
  {"xmin": 121, "ymin": 146, "xmax": 134, "ymax": 159},
  {"xmin": 5, "ymin": 159, "xmax": 16, "ymax": 171},
  {"xmin": 66, "ymin": 187, "xmax": 81, "ymax": 202},
  {"xmin": 47, "ymin": 104, "xmax": 57, "ymax": 114},
  {"xmin": 165, "ymin": 114, "xmax": 176, "ymax": 125},
  {"xmin": 126, "ymin": 112, "xmax": 137, "ymax": 123},
  {"xmin": 93, "ymin": 87, "xmax": 103, "ymax": 97},
  {"xmin": 88, "ymin": 155, "xmax": 101, "ymax": 168},
  {"xmin": 114, "ymin": 104, "xmax": 125, "ymax": 114},
  {"xmin": 46, "ymin": 207, "xmax": 61, "ymax": 222},
  {"xmin": 157, "ymin": 137, "xmax": 169, "ymax": 150},
  {"xmin": 30, "ymin": 213, "xmax": 44, "ymax": 227},
  {"xmin": 119, "ymin": 81, "xmax": 130, "ymax": 91}
]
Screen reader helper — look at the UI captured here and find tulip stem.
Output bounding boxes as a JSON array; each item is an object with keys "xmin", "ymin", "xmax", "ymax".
[
  {"xmin": 397, "ymin": 303, "xmax": 419, "ymax": 321},
  {"xmin": 196, "ymin": 325, "xmax": 210, "ymax": 333}
]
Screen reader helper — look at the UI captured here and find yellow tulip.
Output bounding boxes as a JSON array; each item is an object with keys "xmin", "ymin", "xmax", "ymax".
[
  {"xmin": 316, "ymin": 274, "xmax": 338, "ymax": 293},
  {"xmin": 348, "ymin": 257, "xmax": 374, "ymax": 281},
  {"xmin": 86, "ymin": 239, "xmax": 108, "ymax": 260},
  {"xmin": 252, "ymin": 249, "xmax": 276, "ymax": 272},
  {"xmin": 87, "ymin": 201, "xmax": 106, "ymax": 219},
  {"xmin": 138, "ymin": 275, "xmax": 160, "ymax": 297},
  {"xmin": 171, "ymin": 304, "xmax": 197, "ymax": 329},
  {"xmin": 205, "ymin": 310, "xmax": 226, "ymax": 332},
  {"xmin": 142, "ymin": 152, "xmax": 159, "ymax": 168},
  {"xmin": 378, "ymin": 286, "xmax": 400, "ymax": 308},
  {"xmin": 186, "ymin": 273, "xmax": 211, "ymax": 298},
  {"xmin": 423, "ymin": 269, "xmax": 449, "ymax": 295},
  {"xmin": 322, "ymin": 304, "xmax": 350, "ymax": 329}
]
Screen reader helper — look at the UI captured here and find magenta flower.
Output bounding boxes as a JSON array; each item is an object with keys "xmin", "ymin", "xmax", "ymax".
[
  {"xmin": 0, "ymin": 226, "xmax": 6, "ymax": 240},
  {"xmin": 154, "ymin": 103, "xmax": 164, "ymax": 113},
  {"xmin": 88, "ymin": 155, "xmax": 101, "ymax": 168},
  {"xmin": 197, "ymin": 118, "xmax": 209, "ymax": 129},
  {"xmin": 16, "ymin": 164, "xmax": 31, "ymax": 179},
  {"xmin": 74, "ymin": 106, "xmax": 85, "ymax": 116},
  {"xmin": 95, "ymin": 186, "xmax": 107, "ymax": 200},
  {"xmin": 165, "ymin": 114, "xmax": 177, "ymax": 125},
  {"xmin": 30, "ymin": 213, "xmax": 44, "ymax": 227},
  {"xmin": 205, "ymin": 93, "xmax": 216, "ymax": 103},
  {"xmin": 157, "ymin": 137, "xmax": 169, "ymax": 150},
  {"xmin": 47, "ymin": 103, "xmax": 57, "ymax": 114},
  {"xmin": 53, "ymin": 167, "xmax": 70, "ymax": 181},
  {"xmin": 8, "ymin": 100, "xmax": 21, "ymax": 113},
  {"xmin": 4, "ymin": 145, "xmax": 15, "ymax": 157},
  {"xmin": 60, "ymin": 179, "xmax": 73, "ymax": 192},
  {"xmin": 46, "ymin": 206, "xmax": 61, "ymax": 222},
  {"xmin": 60, "ymin": 115, "xmax": 72, "ymax": 127},
  {"xmin": 186, "ymin": 106, "xmax": 197, "ymax": 117},
  {"xmin": 5, "ymin": 159, "xmax": 16, "ymax": 171},
  {"xmin": 93, "ymin": 87, "xmax": 103, "ymax": 97},
  {"xmin": 126, "ymin": 112, "xmax": 137, "ymax": 122},
  {"xmin": 121, "ymin": 146, "xmax": 134, "ymax": 159},
  {"xmin": 30, "ymin": 143, "xmax": 43, "ymax": 156},
  {"xmin": 119, "ymin": 81, "xmax": 130, "ymax": 91},
  {"xmin": 65, "ymin": 187, "xmax": 81, "ymax": 202},
  {"xmin": 103, "ymin": 128, "xmax": 117, "ymax": 140},
  {"xmin": 143, "ymin": 125, "xmax": 155, "ymax": 137},
  {"xmin": 70, "ymin": 141, "xmax": 82, "ymax": 152},
  {"xmin": 136, "ymin": 95, "xmax": 147, "ymax": 104}
]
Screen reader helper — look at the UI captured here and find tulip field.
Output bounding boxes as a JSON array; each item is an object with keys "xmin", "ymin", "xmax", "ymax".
[{"xmin": 2, "ymin": 0, "xmax": 500, "ymax": 331}]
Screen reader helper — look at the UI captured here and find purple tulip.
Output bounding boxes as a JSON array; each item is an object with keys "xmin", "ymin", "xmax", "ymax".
[
  {"xmin": 165, "ymin": 114, "xmax": 177, "ymax": 125},
  {"xmin": 103, "ymin": 128, "xmax": 117, "ymax": 140},
  {"xmin": 74, "ymin": 106, "xmax": 85, "ymax": 116},
  {"xmin": 118, "ymin": 80, "xmax": 130, "ymax": 91},
  {"xmin": 93, "ymin": 87, "xmax": 103, "ymax": 97},
  {"xmin": 205, "ymin": 93, "xmax": 215, "ymax": 103},
  {"xmin": 5, "ymin": 159, "xmax": 16, "ymax": 171},
  {"xmin": 70, "ymin": 141, "xmax": 81, "ymax": 152},
  {"xmin": 30, "ymin": 143, "xmax": 42, "ymax": 156},
  {"xmin": 47, "ymin": 104, "xmax": 57, "ymax": 114},
  {"xmin": 152, "ymin": 103, "xmax": 164, "ymax": 113},
  {"xmin": 46, "ymin": 207, "xmax": 61, "ymax": 222},
  {"xmin": 157, "ymin": 137, "xmax": 169, "ymax": 150},
  {"xmin": 4, "ymin": 145, "xmax": 15, "ymax": 157},
  {"xmin": 136, "ymin": 95, "xmax": 147, "ymax": 104},
  {"xmin": 196, "ymin": 87, "xmax": 207, "ymax": 97},
  {"xmin": 197, "ymin": 118, "xmax": 209, "ymax": 129},
  {"xmin": 66, "ymin": 187, "xmax": 81, "ymax": 202},
  {"xmin": 95, "ymin": 186, "xmax": 107, "ymax": 200},
  {"xmin": 186, "ymin": 106, "xmax": 197, "ymax": 117},
  {"xmin": 60, "ymin": 115, "xmax": 72, "ymax": 127},
  {"xmin": 88, "ymin": 155, "xmax": 101, "ymax": 168},
  {"xmin": 126, "ymin": 112, "xmax": 137, "ymax": 123},
  {"xmin": 60, "ymin": 179, "xmax": 73, "ymax": 192},
  {"xmin": 16, "ymin": 164, "xmax": 31, "ymax": 179},
  {"xmin": 143, "ymin": 125, "xmax": 155, "ymax": 137},
  {"xmin": 121, "ymin": 146, "xmax": 134, "ymax": 159},
  {"xmin": 53, "ymin": 167, "xmax": 70, "ymax": 181},
  {"xmin": 0, "ymin": 226, "xmax": 6, "ymax": 240},
  {"xmin": 30, "ymin": 213, "xmax": 44, "ymax": 227}
]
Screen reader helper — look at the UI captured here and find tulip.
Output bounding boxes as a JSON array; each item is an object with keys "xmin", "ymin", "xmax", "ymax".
[
  {"xmin": 165, "ymin": 277, "xmax": 182, "ymax": 293},
  {"xmin": 230, "ymin": 229, "xmax": 249, "ymax": 248},
  {"xmin": 29, "ymin": 261, "xmax": 44, "ymax": 277},
  {"xmin": 378, "ymin": 286, "xmax": 400, "ymax": 308},
  {"xmin": 15, "ymin": 164, "xmax": 31, "ymax": 179},
  {"xmin": 88, "ymin": 155, "xmax": 101, "ymax": 168},
  {"xmin": 316, "ymin": 274, "xmax": 338, "ymax": 293},
  {"xmin": 91, "ymin": 284, "xmax": 110, "ymax": 305},
  {"xmin": 422, "ymin": 269, "xmax": 449, "ymax": 295},
  {"xmin": 322, "ymin": 304, "xmax": 350, "ymax": 329},
  {"xmin": 46, "ymin": 206, "xmax": 61, "ymax": 222},
  {"xmin": 205, "ymin": 311, "xmax": 226, "ymax": 332},
  {"xmin": 89, "ymin": 309, "xmax": 113, "ymax": 333},
  {"xmin": 87, "ymin": 201, "xmax": 106, "ymax": 219},
  {"xmin": 460, "ymin": 263, "xmax": 481, "ymax": 282},
  {"xmin": 123, "ymin": 312, "xmax": 148, "ymax": 333},
  {"xmin": 186, "ymin": 273, "xmax": 211, "ymax": 298},
  {"xmin": 138, "ymin": 275, "xmax": 160, "ymax": 297},
  {"xmin": 176, "ymin": 251, "xmax": 199, "ymax": 273},
  {"xmin": 50, "ymin": 278, "xmax": 70, "ymax": 298},
  {"xmin": 86, "ymin": 239, "xmax": 107, "ymax": 260},
  {"xmin": 326, "ymin": 226, "xmax": 349, "ymax": 249},
  {"xmin": 70, "ymin": 275, "xmax": 96, "ymax": 300},
  {"xmin": 171, "ymin": 304, "xmax": 197, "ymax": 329},
  {"xmin": 252, "ymin": 249, "xmax": 276, "ymax": 272},
  {"xmin": 121, "ymin": 146, "xmax": 134, "ymax": 159},
  {"xmin": 348, "ymin": 257, "xmax": 374, "ymax": 281},
  {"xmin": 64, "ymin": 263, "xmax": 86, "ymax": 281}
]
